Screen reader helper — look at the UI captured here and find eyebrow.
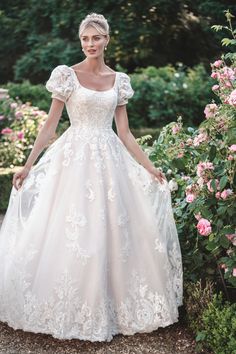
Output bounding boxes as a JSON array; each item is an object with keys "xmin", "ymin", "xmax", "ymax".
[{"xmin": 81, "ymin": 35, "xmax": 101, "ymax": 38}]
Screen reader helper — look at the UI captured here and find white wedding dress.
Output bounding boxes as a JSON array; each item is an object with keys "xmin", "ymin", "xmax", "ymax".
[{"xmin": 0, "ymin": 65, "xmax": 183, "ymax": 342}]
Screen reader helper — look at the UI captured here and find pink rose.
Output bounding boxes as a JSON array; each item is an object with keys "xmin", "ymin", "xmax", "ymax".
[
  {"xmin": 10, "ymin": 102, "xmax": 18, "ymax": 109},
  {"xmin": 0, "ymin": 115, "xmax": 5, "ymax": 120},
  {"xmin": 193, "ymin": 132, "xmax": 208, "ymax": 146},
  {"xmin": 228, "ymin": 155, "xmax": 234, "ymax": 161},
  {"xmin": 228, "ymin": 89, "xmax": 236, "ymax": 106},
  {"xmin": 204, "ymin": 103, "xmax": 217, "ymax": 119},
  {"xmin": 212, "ymin": 60, "xmax": 223, "ymax": 68},
  {"xmin": 186, "ymin": 194, "xmax": 196, "ymax": 203},
  {"xmin": 225, "ymin": 234, "xmax": 236, "ymax": 246},
  {"xmin": 229, "ymin": 144, "xmax": 236, "ymax": 152},
  {"xmin": 172, "ymin": 125, "xmax": 180, "ymax": 134},
  {"xmin": 211, "ymin": 72, "xmax": 218, "ymax": 79},
  {"xmin": 197, "ymin": 218, "xmax": 212, "ymax": 236},
  {"xmin": 177, "ymin": 152, "xmax": 184, "ymax": 158},
  {"xmin": 15, "ymin": 111, "xmax": 23, "ymax": 119},
  {"xmin": 221, "ymin": 189, "xmax": 233, "ymax": 200},
  {"xmin": 212, "ymin": 85, "xmax": 220, "ymax": 91},
  {"xmin": 233, "ymin": 268, "xmax": 236, "ymax": 277},
  {"xmin": 215, "ymin": 191, "xmax": 221, "ymax": 199},
  {"xmin": 194, "ymin": 212, "xmax": 202, "ymax": 221},
  {"xmin": 197, "ymin": 161, "xmax": 214, "ymax": 177},
  {"xmin": 207, "ymin": 179, "xmax": 219, "ymax": 193},
  {"xmin": 1, "ymin": 127, "xmax": 13, "ymax": 134},
  {"xmin": 17, "ymin": 131, "xmax": 24, "ymax": 140}
]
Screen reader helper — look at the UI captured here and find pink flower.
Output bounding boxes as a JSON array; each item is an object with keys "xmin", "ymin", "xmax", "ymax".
[
  {"xmin": 17, "ymin": 131, "xmax": 24, "ymax": 140},
  {"xmin": 186, "ymin": 194, "xmax": 196, "ymax": 203},
  {"xmin": 221, "ymin": 67, "xmax": 235, "ymax": 81},
  {"xmin": 204, "ymin": 103, "xmax": 217, "ymax": 119},
  {"xmin": 172, "ymin": 125, "xmax": 180, "ymax": 134},
  {"xmin": 225, "ymin": 234, "xmax": 236, "ymax": 246},
  {"xmin": 197, "ymin": 218, "xmax": 212, "ymax": 236},
  {"xmin": 215, "ymin": 191, "xmax": 221, "ymax": 199},
  {"xmin": 228, "ymin": 155, "xmax": 234, "ymax": 161},
  {"xmin": 207, "ymin": 179, "xmax": 219, "ymax": 193},
  {"xmin": 1, "ymin": 127, "xmax": 13, "ymax": 134},
  {"xmin": 177, "ymin": 152, "xmax": 184, "ymax": 158},
  {"xmin": 221, "ymin": 189, "xmax": 233, "ymax": 200},
  {"xmin": 15, "ymin": 111, "xmax": 23, "ymax": 119},
  {"xmin": 10, "ymin": 102, "xmax": 18, "ymax": 109},
  {"xmin": 212, "ymin": 60, "xmax": 223, "ymax": 68},
  {"xmin": 0, "ymin": 115, "xmax": 5, "ymax": 120},
  {"xmin": 211, "ymin": 71, "xmax": 218, "ymax": 79},
  {"xmin": 197, "ymin": 161, "xmax": 214, "ymax": 177},
  {"xmin": 212, "ymin": 85, "xmax": 220, "ymax": 91},
  {"xmin": 233, "ymin": 268, "xmax": 236, "ymax": 277},
  {"xmin": 229, "ymin": 144, "xmax": 236, "ymax": 152},
  {"xmin": 186, "ymin": 138, "xmax": 193, "ymax": 146},
  {"xmin": 194, "ymin": 212, "xmax": 202, "ymax": 221},
  {"xmin": 193, "ymin": 132, "xmax": 208, "ymax": 146},
  {"xmin": 228, "ymin": 89, "xmax": 236, "ymax": 106}
]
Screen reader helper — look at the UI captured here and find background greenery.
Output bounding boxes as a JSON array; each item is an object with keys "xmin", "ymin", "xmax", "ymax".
[{"xmin": 0, "ymin": 0, "xmax": 236, "ymax": 84}]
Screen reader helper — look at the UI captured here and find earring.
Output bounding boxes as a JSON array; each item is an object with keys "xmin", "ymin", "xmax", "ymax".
[
  {"xmin": 82, "ymin": 48, "xmax": 84, "ymax": 52},
  {"xmin": 105, "ymin": 47, "xmax": 107, "ymax": 51}
]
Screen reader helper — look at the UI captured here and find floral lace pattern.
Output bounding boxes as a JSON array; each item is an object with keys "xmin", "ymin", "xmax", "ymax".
[{"xmin": 0, "ymin": 64, "xmax": 183, "ymax": 342}]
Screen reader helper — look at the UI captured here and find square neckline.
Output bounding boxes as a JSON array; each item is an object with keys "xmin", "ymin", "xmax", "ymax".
[{"xmin": 68, "ymin": 66, "xmax": 118, "ymax": 93}]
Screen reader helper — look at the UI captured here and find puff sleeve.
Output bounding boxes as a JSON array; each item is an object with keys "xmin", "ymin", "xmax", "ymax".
[
  {"xmin": 117, "ymin": 72, "xmax": 134, "ymax": 106},
  {"xmin": 45, "ymin": 65, "xmax": 75, "ymax": 103}
]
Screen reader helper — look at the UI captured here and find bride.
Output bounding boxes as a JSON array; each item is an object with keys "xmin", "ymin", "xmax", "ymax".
[{"xmin": 0, "ymin": 13, "xmax": 183, "ymax": 342}]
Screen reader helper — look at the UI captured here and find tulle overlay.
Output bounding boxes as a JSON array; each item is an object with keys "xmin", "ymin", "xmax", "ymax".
[{"xmin": 0, "ymin": 65, "xmax": 183, "ymax": 342}]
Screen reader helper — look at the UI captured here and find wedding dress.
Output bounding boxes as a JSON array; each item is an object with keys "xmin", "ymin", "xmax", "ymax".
[{"xmin": 0, "ymin": 65, "xmax": 183, "ymax": 342}]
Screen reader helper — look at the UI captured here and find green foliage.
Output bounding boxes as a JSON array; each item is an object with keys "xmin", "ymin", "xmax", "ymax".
[
  {"xmin": 0, "ymin": 167, "xmax": 21, "ymax": 212},
  {"xmin": 1, "ymin": 1, "xmax": 236, "ymax": 83},
  {"xmin": 196, "ymin": 294, "xmax": 236, "ymax": 354},
  {"xmin": 129, "ymin": 63, "xmax": 214, "ymax": 128}
]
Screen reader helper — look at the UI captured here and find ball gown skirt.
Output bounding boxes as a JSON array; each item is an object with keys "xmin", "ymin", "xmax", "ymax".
[{"xmin": 0, "ymin": 65, "xmax": 183, "ymax": 342}]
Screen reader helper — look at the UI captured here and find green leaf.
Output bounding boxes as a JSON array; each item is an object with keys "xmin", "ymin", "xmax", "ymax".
[
  {"xmin": 219, "ymin": 235, "xmax": 230, "ymax": 248},
  {"xmin": 211, "ymin": 179, "xmax": 217, "ymax": 192},
  {"xmin": 209, "ymin": 145, "xmax": 217, "ymax": 161},
  {"xmin": 171, "ymin": 158, "xmax": 185, "ymax": 171},
  {"xmin": 219, "ymin": 175, "xmax": 228, "ymax": 191},
  {"xmin": 196, "ymin": 332, "xmax": 206, "ymax": 341}
]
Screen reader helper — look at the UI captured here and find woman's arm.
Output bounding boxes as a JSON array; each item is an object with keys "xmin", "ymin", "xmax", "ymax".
[
  {"xmin": 114, "ymin": 105, "xmax": 165, "ymax": 183},
  {"xmin": 24, "ymin": 98, "xmax": 65, "ymax": 169}
]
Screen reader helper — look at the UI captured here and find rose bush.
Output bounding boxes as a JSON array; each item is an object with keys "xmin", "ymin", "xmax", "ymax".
[
  {"xmin": 0, "ymin": 97, "xmax": 47, "ymax": 167},
  {"xmin": 142, "ymin": 12, "xmax": 236, "ymax": 289}
]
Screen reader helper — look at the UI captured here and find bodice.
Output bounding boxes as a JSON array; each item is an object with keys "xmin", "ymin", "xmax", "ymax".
[{"xmin": 45, "ymin": 65, "xmax": 134, "ymax": 132}]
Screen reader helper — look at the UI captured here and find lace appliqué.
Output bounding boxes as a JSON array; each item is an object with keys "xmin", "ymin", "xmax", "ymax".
[{"xmin": 65, "ymin": 204, "xmax": 90, "ymax": 265}]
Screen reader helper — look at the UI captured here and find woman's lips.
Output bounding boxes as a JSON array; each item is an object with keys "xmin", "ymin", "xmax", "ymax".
[{"xmin": 88, "ymin": 50, "xmax": 96, "ymax": 53}]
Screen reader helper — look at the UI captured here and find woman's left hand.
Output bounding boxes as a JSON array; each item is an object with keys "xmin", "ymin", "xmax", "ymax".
[{"xmin": 148, "ymin": 166, "xmax": 166, "ymax": 184}]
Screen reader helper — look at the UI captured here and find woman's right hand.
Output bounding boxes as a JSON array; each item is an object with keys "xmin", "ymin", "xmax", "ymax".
[{"xmin": 12, "ymin": 166, "xmax": 31, "ymax": 190}]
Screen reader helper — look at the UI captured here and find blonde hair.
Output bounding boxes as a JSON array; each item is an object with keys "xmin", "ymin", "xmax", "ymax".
[{"xmin": 78, "ymin": 13, "xmax": 109, "ymax": 37}]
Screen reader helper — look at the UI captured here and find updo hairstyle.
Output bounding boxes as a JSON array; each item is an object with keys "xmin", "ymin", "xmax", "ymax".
[{"xmin": 78, "ymin": 13, "xmax": 109, "ymax": 37}]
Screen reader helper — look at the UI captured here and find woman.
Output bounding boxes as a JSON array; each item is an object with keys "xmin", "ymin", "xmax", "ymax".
[{"xmin": 0, "ymin": 13, "xmax": 183, "ymax": 342}]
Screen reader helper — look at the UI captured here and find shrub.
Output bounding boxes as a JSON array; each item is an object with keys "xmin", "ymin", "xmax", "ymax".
[
  {"xmin": 143, "ymin": 11, "xmax": 236, "ymax": 288},
  {"xmin": 0, "ymin": 98, "xmax": 48, "ymax": 167},
  {"xmin": 128, "ymin": 63, "xmax": 214, "ymax": 128},
  {"xmin": 196, "ymin": 293, "xmax": 236, "ymax": 354}
]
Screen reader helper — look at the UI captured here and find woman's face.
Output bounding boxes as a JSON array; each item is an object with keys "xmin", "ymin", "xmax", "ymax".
[{"xmin": 80, "ymin": 26, "xmax": 108, "ymax": 58}]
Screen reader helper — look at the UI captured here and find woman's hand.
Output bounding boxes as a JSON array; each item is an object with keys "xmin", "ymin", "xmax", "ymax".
[
  {"xmin": 148, "ymin": 166, "xmax": 166, "ymax": 184},
  {"xmin": 12, "ymin": 166, "xmax": 31, "ymax": 190}
]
